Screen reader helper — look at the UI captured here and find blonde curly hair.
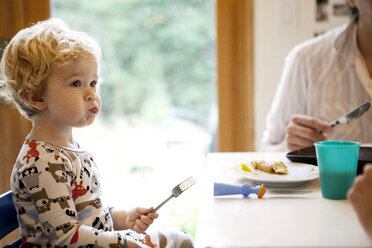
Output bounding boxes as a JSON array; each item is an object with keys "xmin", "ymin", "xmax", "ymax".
[{"xmin": 0, "ymin": 18, "xmax": 101, "ymax": 119}]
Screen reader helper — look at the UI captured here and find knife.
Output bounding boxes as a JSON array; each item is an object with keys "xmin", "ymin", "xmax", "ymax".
[
  {"xmin": 266, "ymin": 189, "xmax": 312, "ymax": 195},
  {"xmin": 329, "ymin": 102, "xmax": 370, "ymax": 127}
]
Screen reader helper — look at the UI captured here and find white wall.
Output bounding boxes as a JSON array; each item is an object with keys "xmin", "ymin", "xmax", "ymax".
[{"xmin": 254, "ymin": 0, "xmax": 350, "ymax": 150}]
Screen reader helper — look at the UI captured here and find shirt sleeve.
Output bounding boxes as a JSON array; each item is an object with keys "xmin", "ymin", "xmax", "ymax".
[
  {"xmin": 260, "ymin": 45, "xmax": 308, "ymax": 149},
  {"xmin": 16, "ymin": 143, "xmax": 129, "ymax": 247}
]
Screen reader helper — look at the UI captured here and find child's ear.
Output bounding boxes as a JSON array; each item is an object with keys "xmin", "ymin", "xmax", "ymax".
[{"xmin": 22, "ymin": 91, "xmax": 46, "ymax": 110}]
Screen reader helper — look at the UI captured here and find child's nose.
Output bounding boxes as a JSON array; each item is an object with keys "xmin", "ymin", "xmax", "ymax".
[{"xmin": 85, "ymin": 88, "xmax": 96, "ymax": 101}]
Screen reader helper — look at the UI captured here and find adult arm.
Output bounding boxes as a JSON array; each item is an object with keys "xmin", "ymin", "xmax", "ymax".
[
  {"xmin": 348, "ymin": 164, "xmax": 372, "ymax": 239},
  {"xmin": 261, "ymin": 45, "xmax": 332, "ymax": 151}
]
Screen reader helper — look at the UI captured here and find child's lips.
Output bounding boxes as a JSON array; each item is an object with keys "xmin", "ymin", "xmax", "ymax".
[{"xmin": 89, "ymin": 107, "xmax": 99, "ymax": 114}]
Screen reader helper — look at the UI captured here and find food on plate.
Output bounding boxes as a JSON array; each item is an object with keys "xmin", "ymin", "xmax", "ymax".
[
  {"xmin": 251, "ymin": 160, "xmax": 272, "ymax": 173},
  {"xmin": 241, "ymin": 163, "xmax": 251, "ymax": 172},
  {"xmin": 272, "ymin": 161, "xmax": 288, "ymax": 174},
  {"xmin": 251, "ymin": 160, "xmax": 288, "ymax": 175}
]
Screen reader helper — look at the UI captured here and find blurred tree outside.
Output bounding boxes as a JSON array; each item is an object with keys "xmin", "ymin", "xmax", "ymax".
[
  {"xmin": 52, "ymin": 0, "xmax": 215, "ymax": 126},
  {"xmin": 52, "ymin": 0, "xmax": 216, "ymax": 238}
]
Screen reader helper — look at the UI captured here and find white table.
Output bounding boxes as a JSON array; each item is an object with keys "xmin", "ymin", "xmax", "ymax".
[{"xmin": 195, "ymin": 152, "xmax": 371, "ymax": 247}]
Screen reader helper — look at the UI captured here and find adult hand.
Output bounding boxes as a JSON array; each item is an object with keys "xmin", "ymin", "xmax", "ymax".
[
  {"xmin": 348, "ymin": 164, "xmax": 372, "ymax": 239},
  {"xmin": 127, "ymin": 207, "xmax": 159, "ymax": 234},
  {"xmin": 286, "ymin": 114, "xmax": 333, "ymax": 151}
]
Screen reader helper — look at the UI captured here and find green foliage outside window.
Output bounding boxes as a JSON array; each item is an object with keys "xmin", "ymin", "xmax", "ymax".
[{"xmin": 52, "ymin": 0, "xmax": 216, "ymax": 127}]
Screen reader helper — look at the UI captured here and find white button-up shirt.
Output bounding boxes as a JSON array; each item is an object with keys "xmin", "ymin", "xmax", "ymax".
[{"xmin": 261, "ymin": 21, "xmax": 372, "ymax": 151}]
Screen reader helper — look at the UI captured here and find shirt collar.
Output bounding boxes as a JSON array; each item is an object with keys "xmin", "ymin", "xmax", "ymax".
[{"xmin": 333, "ymin": 21, "xmax": 360, "ymax": 64}]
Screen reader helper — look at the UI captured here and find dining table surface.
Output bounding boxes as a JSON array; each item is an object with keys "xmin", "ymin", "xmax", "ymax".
[{"xmin": 195, "ymin": 152, "xmax": 371, "ymax": 248}]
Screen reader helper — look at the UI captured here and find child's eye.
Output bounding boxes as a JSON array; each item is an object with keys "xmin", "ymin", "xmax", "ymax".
[
  {"xmin": 71, "ymin": 81, "xmax": 81, "ymax": 87},
  {"xmin": 90, "ymin": 81, "xmax": 97, "ymax": 87}
]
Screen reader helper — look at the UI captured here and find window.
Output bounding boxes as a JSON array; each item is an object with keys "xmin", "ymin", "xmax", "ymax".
[{"xmin": 52, "ymin": 0, "xmax": 216, "ymax": 236}]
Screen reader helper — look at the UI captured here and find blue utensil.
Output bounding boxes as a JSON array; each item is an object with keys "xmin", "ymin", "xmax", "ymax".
[{"xmin": 214, "ymin": 182, "xmax": 266, "ymax": 198}]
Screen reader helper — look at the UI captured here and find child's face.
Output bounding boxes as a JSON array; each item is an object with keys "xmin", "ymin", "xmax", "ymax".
[{"xmin": 41, "ymin": 55, "xmax": 101, "ymax": 128}]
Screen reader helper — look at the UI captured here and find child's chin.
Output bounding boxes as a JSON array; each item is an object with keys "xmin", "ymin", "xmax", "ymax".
[{"xmin": 75, "ymin": 119, "xmax": 96, "ymax": 128}]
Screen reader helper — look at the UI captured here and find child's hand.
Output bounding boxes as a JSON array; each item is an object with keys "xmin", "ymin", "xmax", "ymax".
[{"xmin": 127, "ymin": 207, "xmax": 159, "ymax": 234}]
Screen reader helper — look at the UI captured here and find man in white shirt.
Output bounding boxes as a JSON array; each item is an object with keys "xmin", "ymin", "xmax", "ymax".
[{"xmin": 261, "ymin": 0, "xmax": 372, "ymax": 152}]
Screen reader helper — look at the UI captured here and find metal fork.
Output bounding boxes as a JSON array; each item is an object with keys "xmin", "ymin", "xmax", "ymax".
[{"xmin": 152, "ymin": 176, "xmax": 196, "ymax": 212}]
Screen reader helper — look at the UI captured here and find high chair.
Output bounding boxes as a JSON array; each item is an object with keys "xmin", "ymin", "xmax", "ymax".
[{"xmin": 0, "ymin": 191, "xmax": 22, "ymax": 248}]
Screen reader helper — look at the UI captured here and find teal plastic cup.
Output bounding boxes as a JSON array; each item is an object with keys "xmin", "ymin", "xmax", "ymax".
[{"xmin": 314, "ymin": 141, "xmax": 360, "ymax": 200}]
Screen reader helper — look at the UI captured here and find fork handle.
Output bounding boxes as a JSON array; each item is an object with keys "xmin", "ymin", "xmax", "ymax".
[
  {"xmin": 152, "ymin": 195, "xmax": 174, "ymax": 212},
  {"xmin": 214, "ymin": 182, "xmax": 261, "ymax": 197}
]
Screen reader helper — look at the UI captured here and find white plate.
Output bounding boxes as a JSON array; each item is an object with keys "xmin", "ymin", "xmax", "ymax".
[{"xmin": 234, "ymin": 161, "xmax": 319, "ymax": 187}]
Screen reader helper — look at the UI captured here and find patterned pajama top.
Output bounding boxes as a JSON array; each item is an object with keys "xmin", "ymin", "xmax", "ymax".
[{"xmin": 10, "ymin": 135, "xmax": 132, "ymax": 247}]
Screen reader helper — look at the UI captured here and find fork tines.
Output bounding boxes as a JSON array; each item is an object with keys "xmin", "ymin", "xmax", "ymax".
[{"xmin": 179, "ymin": 176, "xmax": 196, "ymax": 192}]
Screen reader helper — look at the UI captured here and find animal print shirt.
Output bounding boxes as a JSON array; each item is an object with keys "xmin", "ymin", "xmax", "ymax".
[{"xmin": 10, "ymin": 135, "xmax": 129, "ymax": 247}]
